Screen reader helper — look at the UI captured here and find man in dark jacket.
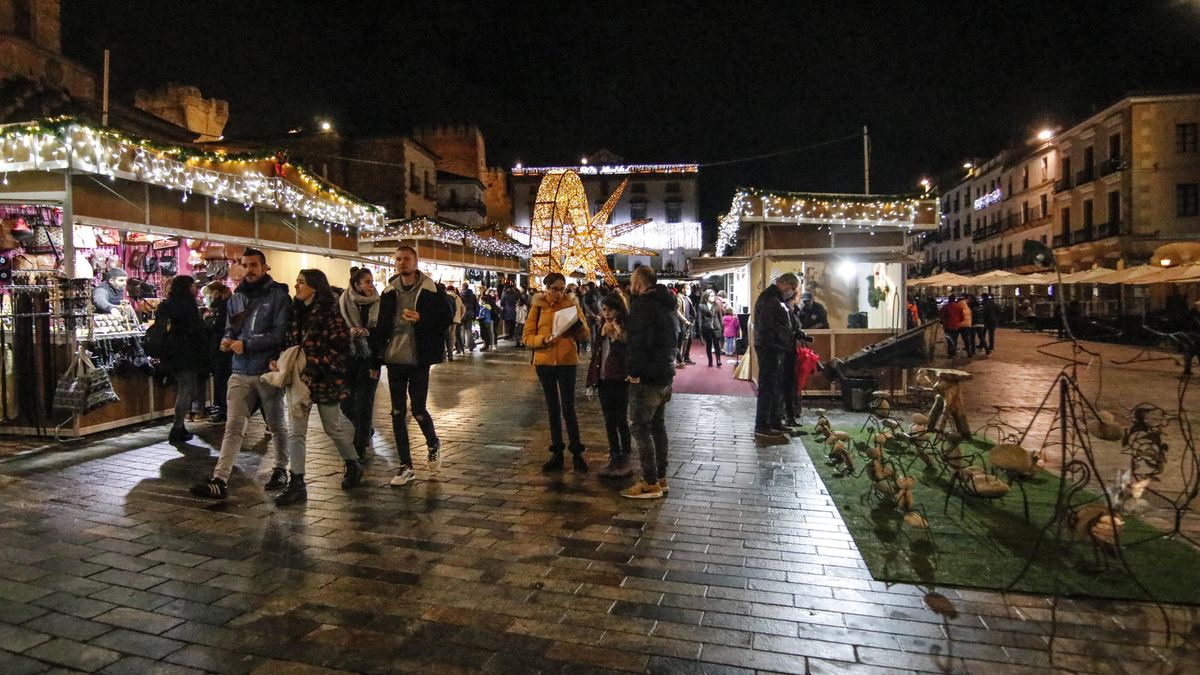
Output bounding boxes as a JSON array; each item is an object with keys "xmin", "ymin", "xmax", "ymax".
[
  {"xmin": 460, "ymin": 287, "xmax": 479, "ymax": 351},
  {"xmin": 372, "ymin": 245, "xmax": 453, "ymax": 486},
  {"xmin": 979, "ymin": 293, "xmax": 1000, "ymax": 354},
  {"xmin": 752, "ymin": 273, "xmax": 799, "ymax": 444},
  {"xmin": 193, "ymin": 249, "xmax": 292, "ymax": 500},
  {"xmin": 92, "ymin": 268, "xmax": 128, "ymax": 313},
  {"xmin": 621, "ymin": 266, "xmax": 677, "ymax": 500},
  {"xmin": 500, "ymin": 283, "xmax": 520, "ymax": 345}
]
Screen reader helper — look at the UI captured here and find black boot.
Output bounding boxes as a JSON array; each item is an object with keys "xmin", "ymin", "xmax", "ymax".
[
  {"xmin": 264, "ymin": 467, "xmax": 289, "ymax": 490},
  {"xmin": 341, "ymin": 460, "xmax": 363, "ymax": 489},
  {"xmin": 168, "ymin": 426, "xmax": 193, "ymax": 444},
  {"xmin": 571, "ymin": 452, "xmax": 588, "ymax": 473},
  {"xmin": 542, "ymin": 445, "xmax": 565, "ymax": 473},
  {"xmin": 274, "ymin": 473, "xmax": 307, "ymax": 505}
]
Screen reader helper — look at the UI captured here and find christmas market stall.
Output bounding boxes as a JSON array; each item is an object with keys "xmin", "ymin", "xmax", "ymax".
[
  {"xmin": 0, "ymin": 118, "xmax": 383, "ymax": 437},
  {"xmin": 703, "ymin": 188, "xmax": 938, "ymax": 396},
  {"xmin": 359, "ymin": 217, "xmax": 529, "ymax": 289}
]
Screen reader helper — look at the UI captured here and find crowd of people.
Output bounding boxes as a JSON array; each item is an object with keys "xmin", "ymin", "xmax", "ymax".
[
  {"xmin": 140, "ymin": 244, "xmax": 708, "ymax": 504},
  {"xmin": 926, "ymin": 293, "xmax": 1002, "ymax": 357}
]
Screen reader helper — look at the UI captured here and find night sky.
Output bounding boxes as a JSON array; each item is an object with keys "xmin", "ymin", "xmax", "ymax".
[{"xmin": 62, "ymin": 1, "xmax": 1200, "ymax": 243}]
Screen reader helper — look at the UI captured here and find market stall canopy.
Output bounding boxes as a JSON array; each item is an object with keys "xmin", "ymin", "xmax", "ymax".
[
  {"xmin": 1129, "ymin": 262, "xmax": 1200, "ymax": 285},
  {"xmin": 0, "ymin": 118, "xmax": 385, "ymax": 232},
  {"xmin": 1057, "ymin": 267, "xmax": 1116, "ymax": 284},
  {"xmin": 910, "ymin": 272, "xmax": 974, "ymax": 287},
  {"xmin": 716, "ymin": 188, "xmax": 938, "ymax": 255},
  {"xmin": 968, "ymin": 270, "xmax": 1027, "ymax": 285},
  {"xmin": 690, "ymin": 256, "xmax": 752, "ymax": 276}
]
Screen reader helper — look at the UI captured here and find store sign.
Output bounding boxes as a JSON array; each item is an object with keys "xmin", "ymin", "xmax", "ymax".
[{"xmin": 973, "ymin": 188, "xmax": 1002, "ymax": 210}]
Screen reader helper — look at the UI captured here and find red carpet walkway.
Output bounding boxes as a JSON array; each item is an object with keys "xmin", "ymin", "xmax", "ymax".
[{"xmin": 671, "ymin": 340, "xmax": 756, "ymax": 397}]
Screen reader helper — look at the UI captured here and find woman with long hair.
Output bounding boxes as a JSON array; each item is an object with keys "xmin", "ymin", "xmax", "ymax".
[
  {"xmin": 275, "ymin": 269, "xmax": 363, "ymax": 505},
  {"xmin": 524, "ymin": 272, "xmax": 591, "ymax": 472},
  {"xmin": 155, "ymin": 275, "xmax": 208, "ymax": 444},
  {"xmin": 698, "ymin": 289, "xmax": 723, "ymax": 367},
  {"xmin": 338, "ymin": 268, "xmax": 381, "ymax": 460},
  {"xmin": 587, "ymin": 293, "xmax": 633, "ymax": 477}
]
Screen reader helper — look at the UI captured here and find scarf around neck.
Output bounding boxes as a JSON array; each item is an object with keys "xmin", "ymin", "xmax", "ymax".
[{"xmin": 339, "ymin": 285, "xmax": 380, "ymax": 329}]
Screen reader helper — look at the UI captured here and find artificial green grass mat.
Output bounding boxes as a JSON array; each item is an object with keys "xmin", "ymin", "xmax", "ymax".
[{"xmin": 803, "ymin": 429, "xmax": 1200, "ymax": 604}]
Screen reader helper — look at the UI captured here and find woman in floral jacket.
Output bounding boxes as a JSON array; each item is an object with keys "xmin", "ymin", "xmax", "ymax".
[{"xmin": 274, "ymin": 269, "xmax": 363, "ymax": 505}]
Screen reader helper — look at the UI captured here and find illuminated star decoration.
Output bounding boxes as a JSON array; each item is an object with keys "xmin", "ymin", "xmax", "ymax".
[{"xmin": 529, "ymin": 169, "xmax": 655, "ymax": 287}]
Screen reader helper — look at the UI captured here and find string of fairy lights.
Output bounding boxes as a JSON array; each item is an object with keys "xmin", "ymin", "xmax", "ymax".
[
  {"xmin": 716, "ymin": 187, "xmax": 934, "ymax": 255},
  {"xmin": 363, "ymin": 217, "xmax": 531, "ymax": 259},
  {"xmin": 0, "ymin": 117, "xmax": 384, "ymax": 232}
]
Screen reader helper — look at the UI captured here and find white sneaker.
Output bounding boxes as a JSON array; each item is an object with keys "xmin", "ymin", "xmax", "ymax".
[{"xmin": 389, "ymin": 466, "xmax": 415, "ymax": 486}]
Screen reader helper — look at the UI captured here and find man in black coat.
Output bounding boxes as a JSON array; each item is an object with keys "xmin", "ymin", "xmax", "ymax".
[
  {"xmin": 620, "ymin": 266, "xmax": 677, "ymax": 500},
  {"xmin": 372, "ymin": 245, "xmax": 453, "ymax": 486},
  {"xmin": 752, "ymin": 273, "xmax": 800, "ymax": 443}
]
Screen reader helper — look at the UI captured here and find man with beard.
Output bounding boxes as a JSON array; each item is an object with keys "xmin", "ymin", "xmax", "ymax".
[{"xmin": 192, "ymin": 249, "xmax": 292, "ymax": 499}]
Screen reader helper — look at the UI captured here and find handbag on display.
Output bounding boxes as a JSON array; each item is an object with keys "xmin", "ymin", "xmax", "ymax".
[
  {"xmin": 128, "ymin": 247, "xmax": 146, "ymax": 271},
  {"xmin": 10, "ymin": 217, "xmax": 33, "ymax": 242},
  {"xmin": 202, "ymin": 243, "xmax": 227, "ymax": 260},
  {"xmin": 84, "ymin": 358, "xmax": 120, "ymax": 412},
  {"xmin": 158, "ymin": 255, "xmax": 177, "ymax": 277},
  {"xmin": 95, "ymin": 227, "xmax": 120, "ymax": 246},
  {"xmin": 206, "ymin": 259, "xmax": 229, "ymax": 279},
  {"xmin": 143, "ymin": 255, "xmax": 158, "ymax": 276},
  {"xmin": 53, "ymin": 350, "xmax": 90, "ymax": 416},
  {"xmin": 24, "ymin": 219, "xmax": 64, "ymax": 256},
  {"xmin": 13, "ymin": 253, "xmax": 57, "ymax": 271},
  {"xmin": 0, "ymin": 219, "xmax": 20, "ymax": 251},
  {"xmin": 187, "ymin": 238, "xmax": 204, "ymax": 251},
  {"xmin": 72, "ymin": 251, "xmax": 95, "ymax": 280},
  {"xmin": 73, "ymin": 224, "xmax": 99, "ymax": 250},
  {"xmin": 152, "ymin": 237, "xmax": 178, "ymax": 252}
]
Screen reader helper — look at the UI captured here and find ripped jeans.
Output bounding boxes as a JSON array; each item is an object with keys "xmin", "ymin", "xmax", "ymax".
[{"xmin": 386, "ymin": 363, "xmax": 437, "ymax": 467}]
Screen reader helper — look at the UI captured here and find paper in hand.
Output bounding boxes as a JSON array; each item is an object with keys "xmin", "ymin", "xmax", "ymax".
[{"xmin": 550, "ymin": 306, "xmax": 579, "ymax": 339}]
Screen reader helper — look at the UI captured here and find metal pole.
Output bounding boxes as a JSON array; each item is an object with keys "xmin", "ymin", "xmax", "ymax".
[
  {"xmin": 102, "ymin": 50, "xmax": 110, "ymax": 127},
  {"xmin": 863, "ymin": 125, "xmax": 870, "ymax": 195}
]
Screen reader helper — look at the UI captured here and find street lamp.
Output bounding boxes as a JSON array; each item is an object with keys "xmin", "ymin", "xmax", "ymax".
[
  {"xmin": 320, "ymin": 120, "xmax": 333, "ymax": 132},
  {"xmin": 1037, "ymin": 129, "xmax": 1053, "ymax": 141}
]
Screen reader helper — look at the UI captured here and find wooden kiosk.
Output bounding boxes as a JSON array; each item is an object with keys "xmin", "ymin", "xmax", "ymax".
[{"xmin": 695, "ymin": 188, "xmax": 938, "ymax": 394}]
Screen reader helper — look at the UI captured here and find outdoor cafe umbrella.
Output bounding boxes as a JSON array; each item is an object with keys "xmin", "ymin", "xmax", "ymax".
[{"xmin": 1129, "ymin": 262, "xmax": 1200, "ymax": 285}]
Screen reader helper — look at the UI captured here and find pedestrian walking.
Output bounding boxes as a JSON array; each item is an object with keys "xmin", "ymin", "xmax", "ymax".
[
  {"xmin": 524, "ymin": 272, "xmax": 591, "ymax": 473},
  {"xmin": 980, "ymin": 293, "xmax": 1000, "ymax": 354},
  {"xmin": 621, "ymin": 266, "xmax": 677, "ymax": 499},
  {"xmin": 203, "ymin": 282, "xmax": 232, "ymax": 424},
  {"xmin": 939, "ymin": 294, "xmax": 965, "ymax": 356},
  {"xmin": 501, "ymin": 283, "xmax": 520, "ymax": 345},
  {"xmin": 272, "ymin": 269, "xmax": 364, "ymax": 505},
  {"xmin": 445, "ymin": 285, "xmax": 465, "ymax": 360},
  {"xmin": 698, "ymin": 289, "xmax": 723, "ymax": 367},
  {"xmin": 515, "ymin": 297, "xmax": 529, "ymax": 348},
  {"xmin": 478, "ymin": 290, "xmax": 497, "ymax": 351},
  {"xmin": 338, "ymin": 268, "xmax": 382, "ymax": 460},
  {"xmin": 674, "ymin": 285, "xmax": 694, "ymax": 366},
  {"xmin": 753, "ymin": 273, "xmax": 799, "ymax": 444},
  {"xmin": 155, "ymin": 275, "xmax": 208, "ymax": 444},
  {"xmin": 192, "ymin": 249, "xmax": 291, "ymax": 500},
  {"xmin": 460, "ymin": 286, "xmax": 479, "ymax": 351},
  {"xmin": 588, "ymin": 294, "xmax": 633, "ymax": 478},
  {"xmin": 722, "ymin": 307, "xmax": 740, "ymax": 361},
  {"xmin": 373, "ymin": 246, "xmax": 453, "ymax": 486}
]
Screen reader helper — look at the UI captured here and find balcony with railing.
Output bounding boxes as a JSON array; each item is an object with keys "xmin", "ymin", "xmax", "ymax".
[
  {"xmin": 440, "ymin": 199, "xmax": 487, "ymax": 216},
  {"xmin": 1075, "ymin": 166, "xmax": 1095, "ymax": 185},
  {"xmin": 1073, "ymin": 226, "xmax": 1095, "ymax": 244},
  {"xmin": 1098, "ymin": 157, "xmax": 1125, "ymax": 176},
  {"xmin": 1054, "ymin": 176, "xmax": 1073, "ymax": 193},
  {"xmin": 1097, "ymin": 220, "xmax": 1121, "ymax": 238},
  {"xmin": 1052, "ymin": 233, "xmax": 1070, "ymax": 248}
]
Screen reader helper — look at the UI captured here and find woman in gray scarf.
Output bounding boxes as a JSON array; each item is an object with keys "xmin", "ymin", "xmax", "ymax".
[{"xmin": 338, "ymin": 268, "xmax": 382, "ymax": 460}]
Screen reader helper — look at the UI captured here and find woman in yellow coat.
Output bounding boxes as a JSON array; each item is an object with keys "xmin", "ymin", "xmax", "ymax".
[{"xmin": 524, "ymin": 272, "xmax": 591, "ymax": 473}]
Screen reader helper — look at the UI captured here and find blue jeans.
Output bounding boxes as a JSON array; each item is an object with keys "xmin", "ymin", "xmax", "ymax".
[{"xmin": 629, "ymin": 383, "xmax": 671, "ymax": 485}]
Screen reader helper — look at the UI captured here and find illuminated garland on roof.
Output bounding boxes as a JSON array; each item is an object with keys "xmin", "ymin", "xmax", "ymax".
[
  {"xmin": 512, "ymin": 163, "xmax": 698, "ymax": 176},
  {"xmin": 0, "ymin": 118, "xmax": 384, "ymax": 232},
  {"xmin": 716, "ymin": 187, "xmax": 933, "ymax": 255},
  {"xmin": 363, "ymin": 217, "xmax": 531, "ymax": 259}
]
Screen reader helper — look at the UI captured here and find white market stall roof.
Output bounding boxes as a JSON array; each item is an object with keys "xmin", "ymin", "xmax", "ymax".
[
  {"xmin": 1129, "ymin": 262, "xmax": 1200, "ymax": 285},
  {"xmin": 716, "ymin": 188, "xmax": 939, "ymax": 255},
  {"xmin": 0, "ymin": 117, "xmax": 385, "ymax": 232},
  {"xmin": 910, "ymin": 272, "xmax": 975, "ymax": 287},
  {"xmin": 1086, "ymin": 265, "xmax": 1162, "ymax": 284}
]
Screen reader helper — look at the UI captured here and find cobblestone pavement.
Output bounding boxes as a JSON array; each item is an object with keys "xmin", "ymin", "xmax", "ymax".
[{"xmin": 0, "ymin": 341, "xmax": 1197, "ymax": 674}]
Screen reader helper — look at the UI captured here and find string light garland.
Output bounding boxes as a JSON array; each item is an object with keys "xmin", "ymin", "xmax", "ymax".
[
  {"xmin": 716, "ymin": 187, "xmax": 937, "ymax": 255},
  {"xmin": 363, "ymin": 217, "xmax": 531, "ymax": 259},
  {"xmin": 0, "ymin": 117, "xmax": 384, "ymax": 232}
]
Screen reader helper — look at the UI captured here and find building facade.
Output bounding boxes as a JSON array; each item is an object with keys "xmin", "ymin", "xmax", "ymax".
[
  {"xmin": 913, "ymin": 92, "xmax": 1200, "ymax": 274},
  {"xmin": 412, "ymin": 125, "xmax": 513, "ymax": 227},
  {"xmin": 510, "ymin": 156, "xmax": 701, "ymax": 274}
]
